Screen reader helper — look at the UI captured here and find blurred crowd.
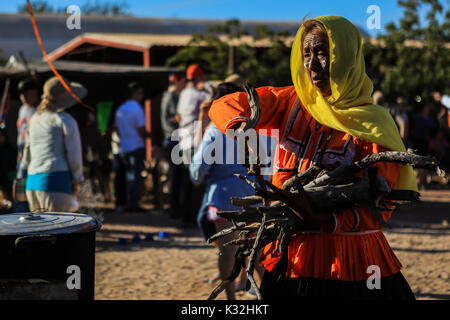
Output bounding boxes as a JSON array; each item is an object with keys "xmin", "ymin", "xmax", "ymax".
[{"xmin": 373, "ymin": 90, "xmax": 450, "ymax": 189}]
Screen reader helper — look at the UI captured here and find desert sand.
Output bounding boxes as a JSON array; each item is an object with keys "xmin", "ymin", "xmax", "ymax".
[{"xmin": 89, "ymin": 189, "xmax": 450, "ymax": 300}]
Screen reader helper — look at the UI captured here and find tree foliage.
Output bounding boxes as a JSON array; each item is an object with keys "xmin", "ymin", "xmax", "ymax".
[
  {"xmin": 165, "ymin": 19, "xmax": 293, "ymax": 87},
  {"xmin": 364, "ymin": 0, "xmax": 449, "ymax": 108}
]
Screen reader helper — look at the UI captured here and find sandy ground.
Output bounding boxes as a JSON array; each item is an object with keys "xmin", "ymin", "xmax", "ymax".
[{"xmin": 89, "ymin": 189, "xmax": 450, "ymax": 300}]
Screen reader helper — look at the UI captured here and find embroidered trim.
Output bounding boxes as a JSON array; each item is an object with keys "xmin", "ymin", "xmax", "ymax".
[
  {"xmin": 350, "ymin": 208, "xmax": 360, "ymax": 231},
  {"xmin": 279, "ymin": 98, "xmax": 302, "ymax": 154},
  {"xmin": 331, "ymin": 213, "xmax": 338, "ymax": 233},
  {"xmin": 224, "ymin": 116, "xmax": 249, "ymax": 130}
]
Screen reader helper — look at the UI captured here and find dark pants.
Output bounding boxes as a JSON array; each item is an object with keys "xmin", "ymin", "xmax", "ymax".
[
  {"xmin": 164, "ymin": 138, "xmax": 184, "ymax": 216},
  {"xmin": 120, "ymin": 148, "xmax": 146, "ymax": 210},
  {"xmin": 113, "ymin": 154, "xmax": 127, "ymax": 207},
  {"xmin": 169, "ymin": 162, "xmax": 185, "ymax": 216}
]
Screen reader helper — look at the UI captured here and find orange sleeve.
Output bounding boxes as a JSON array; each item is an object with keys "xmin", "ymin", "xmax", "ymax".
[
  {"xmin": 208, "ymin": 86, "xmax": 296, "ymax": 135},
  {"xmin": 323, "ymin": 139, "xmax": 400, "ymax": 233}
]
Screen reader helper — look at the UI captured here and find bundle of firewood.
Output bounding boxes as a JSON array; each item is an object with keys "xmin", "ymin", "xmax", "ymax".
[{"xmin": 206, "ymin": 84, "xmax": 446, "ymax": 300}]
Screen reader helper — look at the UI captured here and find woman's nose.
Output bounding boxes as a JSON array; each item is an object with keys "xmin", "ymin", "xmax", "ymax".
[{"xmin": 309, "ymin": 56, "xmax": 324, "ymax": 72}]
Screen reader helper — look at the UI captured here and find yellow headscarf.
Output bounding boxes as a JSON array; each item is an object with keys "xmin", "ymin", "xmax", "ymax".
[{"xmin": 291, "ymin": 15, "xmax": 417, "ymax": 192}]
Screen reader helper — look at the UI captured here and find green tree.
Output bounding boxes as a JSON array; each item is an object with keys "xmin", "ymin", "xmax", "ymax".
[
  {"xmin": 166, "ymin": 19, "xmax": 292, "ymax": 86},
  {"xmin": 364, "ymin": 0, "xmax": 450, "ymax": 108}
]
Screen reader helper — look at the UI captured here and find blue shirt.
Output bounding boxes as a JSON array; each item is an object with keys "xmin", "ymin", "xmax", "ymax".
[{"xmin": 189, "ymin": 124, "xmax": 256, "ymax": 213}]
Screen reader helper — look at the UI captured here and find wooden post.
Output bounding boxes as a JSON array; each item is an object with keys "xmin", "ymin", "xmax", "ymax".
[
  {"xmin": 143, "ymin": 48, "xmax": 152, "ymax": 163},
  {"xmin": 228, "ymin": 45, "xmax": 235, "ymax": 74}
]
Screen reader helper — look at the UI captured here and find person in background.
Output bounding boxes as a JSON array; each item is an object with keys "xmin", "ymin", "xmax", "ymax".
[
  {"xmin": 16, "ymin": 78, "xmax": 40, "ymax": 162},
  {"xmin": 115, "ymin": 81, "xmax": 149, "ymax": 212},
  {"xmin": 392, "ymin": 97, "xmax": 410, "ymax": 144},
  {"xmin": 410, "ymin": 104, "xmax": 438, "ymax": 156},
  {"xmin": 95, "ymin": 99, "xmax": 114, "ymax": 203},
  {"xmin": 377, "ymin": 91, "xmax": 410, "ymax": 145},
  {"xmin": 189, "ymin": 81, "xmax": 255, "ymax": 300},
  {"xmin": 80, "ymin": 109, "xmax": 112, "ymax": 203},
  {"xmin": 0, "ymin": 127, "xmax": 16, "ymax": 211},
  {"xmin": 14, "ymin": 79, "xmax": 40, "ymax": 213},
  {"xmin": 23, "ymin": 76, "xmax": 86, "ymax": 212},
  {"xmin": 429, "ymin": 130, "xmax": 449, "ymax": 166},
  {"xmin": 410, "ymin": 104, "xmax": 438, "ymax": 189},
  {"xmin": 176, "ymin": 64, "xmax": 211, "ymax": 162},
  {"xmin": 160, "ymin": 72, "xmax": 186, "ymax": 218},
  {"xmin": 175, "ymin": 64, "xmax": 211, "ymax": 226},
  {"xmin": 111, "ymin": 129, "xmax": 127, "ymax": 210},
  {"xmin": 432, "ymin": 92, "xmax": 450, "ymax": 130},
  {"xmin": 161, "ymin": 72, "xmax": 185, "ymax": 145}
]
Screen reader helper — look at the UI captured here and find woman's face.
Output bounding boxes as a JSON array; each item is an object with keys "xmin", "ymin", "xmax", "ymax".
[{"xmin": 302, "ymin": 32, "xmax": 332, "ymax": 97}]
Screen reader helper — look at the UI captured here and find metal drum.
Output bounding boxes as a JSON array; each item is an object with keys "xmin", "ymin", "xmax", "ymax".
[{"xmin": 0, "ymin": 212, "xmax": 101, "ymax": 300}]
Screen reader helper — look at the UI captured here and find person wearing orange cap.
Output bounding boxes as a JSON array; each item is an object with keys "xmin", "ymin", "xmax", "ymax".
[
  {"xmin": 173, "ymin": 64, "xmax": 211, "ymax": 226},
  {"xmin": 208, "ymin": 16, "xmax": 416, "ymax": 299}
]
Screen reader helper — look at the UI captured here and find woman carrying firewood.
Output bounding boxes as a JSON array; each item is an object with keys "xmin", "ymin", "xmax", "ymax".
[{"xmin": 208, "ymin": 15, "xmax": 417, "ymax": 299}]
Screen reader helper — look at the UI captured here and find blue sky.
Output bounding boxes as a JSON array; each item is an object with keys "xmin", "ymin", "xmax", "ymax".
[{"xmin": 2, "ymin": 0, "xmax": 448, "ymax": 37}]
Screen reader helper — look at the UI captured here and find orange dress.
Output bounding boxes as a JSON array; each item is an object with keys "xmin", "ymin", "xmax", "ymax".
[{"xmin": 209, "ymin": 85, "xmax": 403, "ymax": 281}]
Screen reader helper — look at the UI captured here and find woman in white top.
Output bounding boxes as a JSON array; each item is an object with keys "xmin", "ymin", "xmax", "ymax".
[{"xmin": 22, "ymin": 76, "xmax": 87, "ymax": 212}]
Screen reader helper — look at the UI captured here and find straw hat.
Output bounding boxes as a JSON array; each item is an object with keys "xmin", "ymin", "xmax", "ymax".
[
  {"xmin": 41, "ymin": 76, "xmax": 87, "ymax": 112},
  {"xmin": 224, "ymin": 74, "xmax": 246, "ymax": 87}
]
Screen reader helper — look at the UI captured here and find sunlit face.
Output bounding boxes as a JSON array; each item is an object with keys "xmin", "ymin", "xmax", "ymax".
[{"xmin": 302, "ymin": 33, "xmax": 332, "ymax": 97}]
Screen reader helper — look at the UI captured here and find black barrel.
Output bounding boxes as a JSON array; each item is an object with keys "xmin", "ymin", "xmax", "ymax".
[{"xmin": 0, "ymin": 212, "xmax": 101, "ymax": 300}]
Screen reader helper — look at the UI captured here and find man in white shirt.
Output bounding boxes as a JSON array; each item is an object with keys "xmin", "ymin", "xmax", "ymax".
[
  {"xmin": 176, "ymin": 64, "xmax": 212, "ymax": 162},
  {"xmin": 174, "ymin": 64, "xmax": 211, "ymax": 226},
  {"xmin": 115, "ymin": 82, "xmax": 149, "ymax": 212}
]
